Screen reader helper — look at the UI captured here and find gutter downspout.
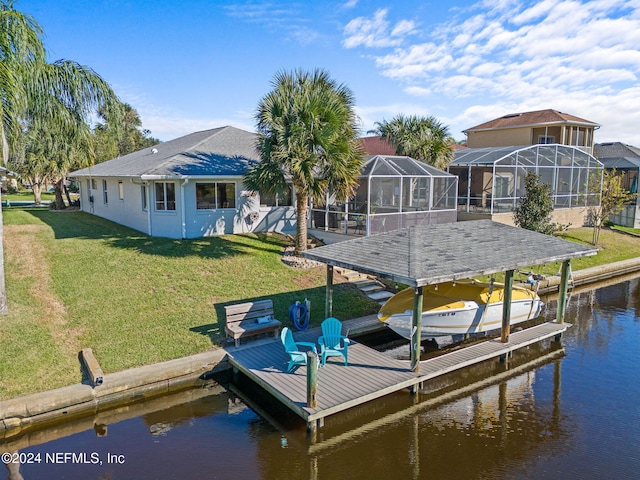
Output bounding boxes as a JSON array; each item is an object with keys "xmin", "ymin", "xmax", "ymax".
[
  {"xmin": 129, "ymin": 178, "xmax": 152, "ymax": 236},
  {"xmin": 181, "ymin": 178, "xmax": 189, "ymax": 239},
  {"xmin": 146, "ymin": 182, "xmax": 152, "ymax": 236}
]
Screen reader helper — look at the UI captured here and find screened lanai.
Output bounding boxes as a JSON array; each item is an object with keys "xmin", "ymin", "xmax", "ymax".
[
  {"xmin": 310, "ymin": 155, "xmax": 457, "ymax": 236},
  {"xmin": 448, "ymin": 144, "xmax": 603, "ymax": 216}
]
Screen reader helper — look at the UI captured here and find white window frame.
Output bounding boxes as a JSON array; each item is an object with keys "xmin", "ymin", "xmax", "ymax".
[
  {"xmin": 155, "ymin": 182, "xmax": 176, "ymax": 211},
  {"xmin": 118, "ymin": 181, "xmax": 124, "ymax": 200},
  {"xmin": 195, "ymin": 182, "xmax": 237, "ymax": 210},
  {"xmin": 141, "ymin": 185, "xmax": 147, "ymax": 211},
  {"xmin": 102, "ymin": 180, "xmax": 108, "ymax": 205}
]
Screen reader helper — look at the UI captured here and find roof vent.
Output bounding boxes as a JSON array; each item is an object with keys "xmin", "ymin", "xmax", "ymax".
[
  {"xmin": 151, "ymin": 148, "xmax": 158, "ymax": 154},
  {"xmin": 502, "ymin": 113, "xmax": 522, "ymax": 118}
]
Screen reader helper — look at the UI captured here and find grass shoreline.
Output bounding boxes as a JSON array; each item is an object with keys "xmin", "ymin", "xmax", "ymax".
[
  {"xmin": 0, "ymin": 209, "xmax": 378, "ymax": 400},
  {"xmin": 1, "ymin": 209, "xmax": 639, "ymax": 400}
]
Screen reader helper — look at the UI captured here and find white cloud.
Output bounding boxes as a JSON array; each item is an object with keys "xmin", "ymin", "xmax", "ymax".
[
  {"xmin": 343, "ymin": 9, "xmax": 418, "ymax": 48},
  {"xmin": 344, "ymin": 0, "xmax": 640, "ymax": 145}
]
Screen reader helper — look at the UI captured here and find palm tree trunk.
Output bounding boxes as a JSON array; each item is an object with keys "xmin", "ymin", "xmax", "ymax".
[
  {"xmin": 295, "ymin": 192, "xmax": 309, "ymax": 255},
  {"xmin": 54, "ymin": 178, "xmax": 66, "ymax": 209},
  {"xmin": 64, "ymin": 183, "xmax": 72, "ymax": 206},
  {"xmin": 31, "ymin": 180, "xmax": 43, "ymax": 205}
]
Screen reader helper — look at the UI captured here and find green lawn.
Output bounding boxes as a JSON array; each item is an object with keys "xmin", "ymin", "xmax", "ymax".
[
  {"xmin": 2, "ymin": 190, "xmax": 56, "ymax": 203},
  {"xmin": 0, "ymin": 209, "xmax": 378, "ymax": 399}
]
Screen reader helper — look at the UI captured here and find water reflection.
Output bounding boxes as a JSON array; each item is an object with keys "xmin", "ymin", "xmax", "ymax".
[{"xmin": 3, "ymin": 276, "xmax": 640, "ymax": 479}]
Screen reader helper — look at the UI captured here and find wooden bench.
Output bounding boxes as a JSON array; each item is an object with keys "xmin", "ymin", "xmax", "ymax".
[{"xmin": 224, "ymin": 299, "xmax": 282, "ymax": 347}]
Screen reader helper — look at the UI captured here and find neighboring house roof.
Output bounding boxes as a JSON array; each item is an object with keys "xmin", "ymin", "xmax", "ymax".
[
  {"xmin": 463, "ymin": 109, "xmax": 600, "ymax": 133},
  {"xmin": 360, "ymin": 136, "xmax": 468, "ymax": 156},
  {"xmin": 594, "ymin": 142, "xmax": 640, "ymax": 159},
  {"xmin": 71, "ymin": 126, "xmax": 259, "ymax": 178},
  {"xmin": 598, "ymin": 157, "xmax": 640, "ymax": 170},
  {"xmin": 359, "ymin": 136, "xmax": 396, "ymax": 155}
]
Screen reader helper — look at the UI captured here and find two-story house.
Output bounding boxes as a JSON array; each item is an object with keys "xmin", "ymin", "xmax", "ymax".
[
  {"xmin": 449, "ymin": 109, "xmax": 603, "ymax": 228},
  {"xmin": 463, "ymin": 109, "xmax": 600, "ymax": 155}
]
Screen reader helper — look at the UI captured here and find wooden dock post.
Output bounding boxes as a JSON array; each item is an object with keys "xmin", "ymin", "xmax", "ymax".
[
  {"xmin": 501, "ymin": 270, "xmax": 514, "ymax": 343},
  {"xmin": 325, "ymin": 265, "xmax": 333, "ymax": 319},
  {"xmin": 307, "ymin": 352, "xmax": 318, "ymax": 408},
  {"xmin": 80, "ymin": 347, "xmax": 104, "ymax": 387},
  {"xmin": 410, "ymin": 287, "xmax": 424, "ymax": 372},
  {"xmin": 556, "ymin": 260, "xmax": 571, "ymax": 323}
]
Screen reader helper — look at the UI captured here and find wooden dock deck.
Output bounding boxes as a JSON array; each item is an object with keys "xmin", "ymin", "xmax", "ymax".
[{"xmin": 226, "ymin": 321, "xmax": 569, "ymax": 430}]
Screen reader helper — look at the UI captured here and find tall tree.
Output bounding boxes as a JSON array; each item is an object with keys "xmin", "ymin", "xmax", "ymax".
[
  {"xmin": 244, "ymin": 69, "xmax": 363, "ymax": 255},
  {"xmin": 0, "ymin": 0, "xmax": 46, "ymax": 164},
  {"xmin": 370, "ymin": 114, "xmax": 454, "ymax": 169},
  {"xmin": 587, "ymin": 168, "xmax": 635, "ymax": 245},
  {"xmin": 93, "ymin": 102, "xmax": 160, "ymax": 163},
  {"xmin": 513, "ymin": 172, "xmax": 556, "ymax": 235},
  {"xmin": 1, "ymin": 0, "xmax": 123, "ymax": 208}
]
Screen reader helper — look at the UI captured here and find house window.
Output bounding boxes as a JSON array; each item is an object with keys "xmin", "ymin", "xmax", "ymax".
[
  {"xmin": 196, "ymin": 182, "xmax": 236, "ymax": 209},
  {"xmin": 141, "ymin": 185, "xmax": 147, "ymax": 211},
  {"xmin": 494, "ymin": 175, "xmax": 511, "ymax": 198},
  {"xmin": 86, "ymin": 179, "xmax": 91, "ymax": 192},
  {"xmin": 155, "ymin": 182, "xmax": 176, "ymax": 211},
  {"xmin": 91, "ymin": 179, "xmax": 97, "ymax": 190},
  {"xmin": 118, "ymin": 181, "xmax": 124, "ymax": 200},
  {"xmin": 538, "ymin": 135, "xmax": 555, "ymax": 144},
  {"xmin": 102, "ymin": 180, "xmax": 108, "ymax": 205},
  {"xmin": 259, "ymin": 185, "xmax": 293, "ymax": 207}
]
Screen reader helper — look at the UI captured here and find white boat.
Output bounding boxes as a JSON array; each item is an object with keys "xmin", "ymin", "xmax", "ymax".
[{"xmin": 378, "ymin": 279, "xmax": 543, "ymax": 339}]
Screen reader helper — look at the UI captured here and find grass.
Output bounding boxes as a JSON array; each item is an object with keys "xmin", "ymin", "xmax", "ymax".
[
  {"xmin": 2, "ymin": 190, "xmax": 56, "ymax": 203},
  {"xmin": 0, "ymin": 209, "xmax": 379, "ymax": 400},
  {"xmin": 477, "ymin": 226, "xmax": 640, "ymax": 283}
]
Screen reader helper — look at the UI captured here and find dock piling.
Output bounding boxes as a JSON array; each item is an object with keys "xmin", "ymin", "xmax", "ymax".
[{"xmin": 307, "ymin": 352, "xmax": 318, "ymax": 408}]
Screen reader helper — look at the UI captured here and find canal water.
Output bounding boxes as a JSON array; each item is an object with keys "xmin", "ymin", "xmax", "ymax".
[{"xmin": 2, "ymin": 277, "xmax": 640, "ymax": 479}]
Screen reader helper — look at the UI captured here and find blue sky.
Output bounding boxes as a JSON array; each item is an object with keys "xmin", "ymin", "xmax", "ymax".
[{"xmin": 18, "ymin": 0, "xmax": 640, "ymax": 146}]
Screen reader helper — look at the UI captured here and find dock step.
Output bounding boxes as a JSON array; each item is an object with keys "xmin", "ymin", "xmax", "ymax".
[
  {"xmin": 359, "ymin": 283, "xmax": 384, "ymax": 293},
  {"xmin": 367, "ymin": 290, "xmax": 395, "ymax": 301}
]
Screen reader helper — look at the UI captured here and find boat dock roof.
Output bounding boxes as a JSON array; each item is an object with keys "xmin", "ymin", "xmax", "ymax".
[{"xmin": 302, "ymin": 220, "xmax": 597, "ymax": 287}]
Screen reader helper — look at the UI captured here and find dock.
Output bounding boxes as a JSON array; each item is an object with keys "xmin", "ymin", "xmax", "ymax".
[{"xmin": 226, "ymin": 320, "xmax": 569, "ymax": 431}]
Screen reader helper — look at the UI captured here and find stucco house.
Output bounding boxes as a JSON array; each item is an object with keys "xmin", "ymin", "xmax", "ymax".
[
  {"xmin": 70, "ymin": 126, "xmax": 296, "ymax": 239},
  {"xmin": 464, "ymin": 109, "xmax": 599, "ymax": 155},
  {"xmin": 450, "ymin": 109, "xmax": 604, "ymax": 227}
]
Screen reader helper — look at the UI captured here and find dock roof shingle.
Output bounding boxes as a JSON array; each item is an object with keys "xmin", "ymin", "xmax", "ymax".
[{"xmin": 303, "ymin": 220, "xmax": 597, "ymax": 287}]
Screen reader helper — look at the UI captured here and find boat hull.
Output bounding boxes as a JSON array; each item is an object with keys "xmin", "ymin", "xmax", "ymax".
[{"xmin": 379, "ymin": 280, "xmax": 543, "ymax": 339}]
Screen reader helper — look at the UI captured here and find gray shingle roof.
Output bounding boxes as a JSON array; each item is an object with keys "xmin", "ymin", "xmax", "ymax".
[
  {"xmin": 594, "ymin": 142, "xmax": 640, "ymax": 159},
  {"xmin": 302, "ymin": 220, "xmax": 597, "ymax": 287},
  {"xmin": 71, "ymin": 126, "xmax": 260, "ymax": 178}
]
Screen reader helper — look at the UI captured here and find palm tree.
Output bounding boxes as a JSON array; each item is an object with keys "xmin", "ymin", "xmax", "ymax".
[
  {"xmin": 244, "ymin": 69, "xmax": 363, "ymax": 255},
  {"xmin": 21, "ymin": 59, "xmax": 121, "ymax": 207},
  {"xmin": 0, "ymin": 1, "xmax": 46, "ymax": 164},
  {"xmin": 371, "ymin": 114, "xmax": 454, "ymax": 169},
  {"xmin": 1, "ymin": 1, "xmax": 123, "ymax": 207}
]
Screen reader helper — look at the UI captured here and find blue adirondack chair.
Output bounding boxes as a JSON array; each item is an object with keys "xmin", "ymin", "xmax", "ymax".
[
  {"xmin": 280, "ymin": 327, "xmax": 318, "ymax": 372},
  {"xmin": 318, "ymin": 317, "xmax": 350, "ymax": 366}
]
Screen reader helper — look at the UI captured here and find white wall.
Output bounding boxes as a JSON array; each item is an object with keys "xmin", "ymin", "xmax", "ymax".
[
  {"xmin": 78, "ymin": 176, "xmax": 297, "ymax": 239},
  {"xmin": 79, "ymin": 177, "xmax": 150, "ymax": 235}
]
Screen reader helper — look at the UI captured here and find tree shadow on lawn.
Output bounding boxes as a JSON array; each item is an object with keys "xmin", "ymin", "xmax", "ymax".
[
  {"xmin": 24, "ymin": 209, "xmax": 285, "ymax": 260},
  {"xmin": 192, "ymin": 285, "xmax": 378, "ymax": 347}
]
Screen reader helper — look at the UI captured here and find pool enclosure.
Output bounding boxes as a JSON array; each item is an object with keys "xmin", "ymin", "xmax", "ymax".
[
  {"xmin": 311, "ymin": 155, "xmax": 457, "ymax": 236},
  {"xmin": 598, "ymin": 157, "xmax": 640, "ymax": 228},
  {"xmin": 448, "ymin": 144, "xmax": 603, "ymax": 216}
]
